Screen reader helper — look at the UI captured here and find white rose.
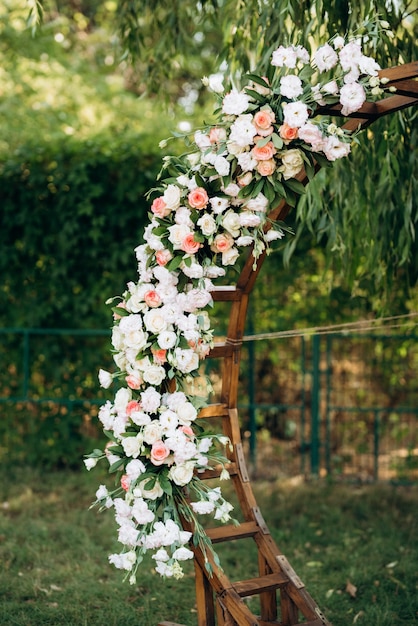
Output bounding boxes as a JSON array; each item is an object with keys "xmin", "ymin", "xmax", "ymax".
[
  {"xmin": 138, "ymin": 478, "xmax": 164, "ymax": 500},
  {"xmin": 114, "ymin": 387, "xmax": 132, "ymax": 413},
  {"xmin": 98, "ymin": 368, "xmax": 113, "ymax": 389},
  {"xmin": 206, "ymin": 73, "xmax": 224, "ymax": 93},
  {"xmin": 142, "ymin": 364, "xmax": 166, "ymax": 386},
  {"xmin": 143, "ymin": 422, "xmax": 163, "ymax": 445},
  {"xmin": 176, "ymin": 401, "xmax": 198, "ymax": 425},
  {"xmin": 122, "ymin": 434, "xmax": 143, "ymax": 458},
  {"xmin": 221, "ymin": 247, "xmax": 240, "ymax": 266},
  {"xmin": 143, "ymin": 309, "xmax": 168, "ymax": 334},
  {"xmin": 168, "ymin": 462, "xmax": 195, "ymax": 486},
  {"xmin": 174, "ymin": 205, "xmax": 193, "ymax": 226},
  {"xmin": 222, "ymin": 210, "xmax": 241, "ymax": 237},
  {"xmin": 194, "ymin": 130, "xmax": 211, "ymax": 150},
  {"xmin": 214, "ymin": 155, "xmax": 230, "ymax": 176},
  {"xmin": 278, "ymin": 148, "xmax": 304, "ymax": 179},
  {"xmin": 197, "ymin": 213, "xmax": 217, "ymax": 236},
  {"xmin": 168, "ymin": 223, "xmax": 190, "ymax": 248},
  {"xmin": 125, "ymin": 459, "xmax": 146, "ymax": 479},
  {"xmin": 173, "ymin": 348, "xmax": 199, "ymax": 373},
  {"xmin": 163, "ymin": 184, "xmax": 181, "ymax": 210}
]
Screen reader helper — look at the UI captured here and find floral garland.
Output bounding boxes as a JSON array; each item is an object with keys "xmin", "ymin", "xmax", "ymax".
[{"xmin": 85, "ymin": 34, "xmax": 390, "ymax": 584}]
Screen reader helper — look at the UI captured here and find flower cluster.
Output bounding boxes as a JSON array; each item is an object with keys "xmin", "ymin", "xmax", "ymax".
[{"xmin": 86, "ymin": 33, "xmax": 389, "ymax": 583}]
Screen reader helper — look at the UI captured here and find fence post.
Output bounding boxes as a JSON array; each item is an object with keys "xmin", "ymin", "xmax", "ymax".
[{"xmin": 311, "ymin": 334, "xmax": 321, "ymax": 476}]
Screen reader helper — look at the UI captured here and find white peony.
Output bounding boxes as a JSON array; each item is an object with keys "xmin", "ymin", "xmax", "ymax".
[
  {"xmin": 282, "ymin": 101, "xmax": 309, "ymax": 128},
  {"xmin": 279, "ymin": 74, "xmax": 303, "ymax": 99},
  {"xmin": 314, "ymin": 44, "xmax": 338, "ymax": 72},
  {"xmin": 222, "ymin": 89, "xmax": 251, "ymax": 115}
]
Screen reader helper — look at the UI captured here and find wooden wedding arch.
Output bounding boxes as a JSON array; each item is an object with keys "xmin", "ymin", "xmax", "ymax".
[{"xmin": 159, "ymin": 62, "xmax": 418, "ymax": 626}]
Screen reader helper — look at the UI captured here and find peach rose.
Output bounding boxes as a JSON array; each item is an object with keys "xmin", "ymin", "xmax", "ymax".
[
  {"xmin": 150, "ymin": 440, "xmax": 170, "ymax": 465},
  {"xmin": 151, "ymin": 196, "xmax": 170, "ymax": 218},
  {"xmin": 238, "ymin": 172, "xmax": 253, "ymax": 187},
  {"xmin": 257, "ymin": 159, "xmax": 276, "ymax": 176},
  {"xmin": 155, "ymin": 249, "xmax": 172, "ymax": 266},
  {"xmin": 211, "ymin": 232, "xmax": 234, "ymax": 253},
  {"xmin": 253, "ymin": 109, "xmax": 275, "ymax": 136},
  {"xmin": 279, "ymin": 123, "xmax": 299, "ymax": 144},
  {"xmin": 252, "ymin": 141, "xmax": 276, "ymax": 161},
  {"xmin": 188, "ymin": 187, "xmax": 209, "ymax": 209},
  {"xmin": 181, "ymin": 233, "xmax": 202, "ymax": 254},
  {"xmin": 113, "ymin": 300, "xmax": 127, "ymax": 320},
  {"xmin": 209, "ymin": 127, "xmax": 227, "ymax": 144},
  {"xmin": 152, "ymin": 348, "xmax": 167, "ymax": 365},
  {"xmin": 144, "ymin": 289, "xmax": 161, "ymax": 308}
]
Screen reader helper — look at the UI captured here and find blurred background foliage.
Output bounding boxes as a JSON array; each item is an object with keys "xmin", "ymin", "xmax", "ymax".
[{"xmin": 0, "ymin": 0, "xmax": 416, "ymax": 467}]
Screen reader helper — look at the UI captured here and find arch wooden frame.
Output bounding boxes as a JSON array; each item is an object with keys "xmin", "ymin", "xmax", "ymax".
[{"xmin": 159, "ymin": 62, "xmax": 418, "ymax": 626}]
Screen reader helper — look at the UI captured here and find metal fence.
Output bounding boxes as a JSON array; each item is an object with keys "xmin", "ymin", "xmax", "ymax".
[{"xmin": 1, "ymin": 327, "xmax": 417, "ymax": 481}]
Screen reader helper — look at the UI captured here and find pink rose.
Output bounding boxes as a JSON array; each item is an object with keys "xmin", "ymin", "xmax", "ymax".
[
  {"xmin": 252, "ymin": 141, "xmax": 276, "ymax": 161},
  {"xmin": 238, "ymin": 172, "xmax": 253, "ymax": 187},
  {"xmin": 126, "ymin": 372, "xmax": 143, "ymax": 390},
  {"xmin": 121, "ymin": 474, "xmax": 130, "ymax": 491},
  {"xmin": 181, "ymin": 233, "xmax": 202, "ymax": 254},
  {"xmin": 253, "ymin": 109, "xmax": 275, "ymax": 137},
  {"xmin": 144, "ymin": 289, "xmax": 161, "ymax": 308},
  {"xmin": 279, "ymin": 123, "xmax": 299, "ymax": 144},
  {"xmin": 155, "ymin": 249, "xmax": 172, "ymax": 266},
  {"xmin": 181, "ymin": 425, "xmax": 194, "ymax": 438},
  {"xmin": 150, "ymin": 440, "xmax": 170, "ymax": 465},
  {"xmin": 188, "ymin": 187, "xmax": 209, "ymax": 210},
  {"xmin": 126, "ymin": 400, "xmax": 142, "ymax": 416},
  {"xmin": 151, "ymin": 196, "xmax": 170, "ymax": 218},
  {"xmin": 257, "ymin": 159, "xmax": 276, "ymax": 176},
  {"xmin": 211, "ymin": 233, "xmax": 234, "ymax": 253}
]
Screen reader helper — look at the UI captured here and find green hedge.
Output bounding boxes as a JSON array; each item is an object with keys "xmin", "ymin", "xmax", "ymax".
[{"xmin": 0, "ymin": 132, "xmax": 162, "ymax": 328}]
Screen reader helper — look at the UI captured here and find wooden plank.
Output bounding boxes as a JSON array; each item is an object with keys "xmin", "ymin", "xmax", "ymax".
[
  {"xmin": 194, "ymin": 559, "xmax": 216, "ymax": 626},
  {"xmin": 211, "ymin": 286, "xmax": 243, "ymax": 302},
  {"xmin": 258, "ymin": 553, "xmax": 278, "ymax": 622},
  {"xmin": 196, "ymin": 463, "xmax": 238, "ymax": 480},
  {"xmin": 208, "ymin": 342, "xmax": 236, "ymax": 358},
  {"xmin": 378, "ymin": 60, "xmax": 418, "ymax": 82},
  {"xmin": 197, "ymin": 403, "xmax": 229, "ymax": 419},
  {"xmin": 233, "ymin": 572, "xmax": 288, "ymax": 597},
  {"xmin": 206, "ymin": 520, "xmax": 259, "ymax": 543}
]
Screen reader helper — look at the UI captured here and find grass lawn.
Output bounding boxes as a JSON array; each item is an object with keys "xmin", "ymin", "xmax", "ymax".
[{"xmin": 0, "ymin": 466, "xmax": 417, "ymax": 626}]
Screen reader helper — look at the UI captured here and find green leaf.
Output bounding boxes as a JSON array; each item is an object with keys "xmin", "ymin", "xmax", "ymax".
[{"xmin": 284, "ymin": 179, "xmax": 306, "ymax": 195}]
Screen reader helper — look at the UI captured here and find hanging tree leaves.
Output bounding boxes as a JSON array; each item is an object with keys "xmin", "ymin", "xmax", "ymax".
[{"xmin": 30, "ymin": 0, "xmax": 418, "ymax": 308}]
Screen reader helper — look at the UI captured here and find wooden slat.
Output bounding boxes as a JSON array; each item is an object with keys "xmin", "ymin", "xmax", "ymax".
[
  {"xmin": 208, "ymin": 342, "xmax": 236, "ymax": 358},
  {"xmin": 211, "ymin": 286, "xmax": 243, "ymax": 301},
  {"xmin": 378, "ymin": 60, "xmax": 418, "ymax": 82},
  {"xmin": 206, "ymin": 520, "xmax": 259, "ymax": 543},
  {"xmin": 197, "ymin": 403, "xmax": 229, "ymax": 419},
  {"xmin": 233, "ymin": 572, "xmax": 288, "ymax": 597},
  {"xmin": 196, "ymin": 462, "xmax": 238, "ymax": 480}
]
